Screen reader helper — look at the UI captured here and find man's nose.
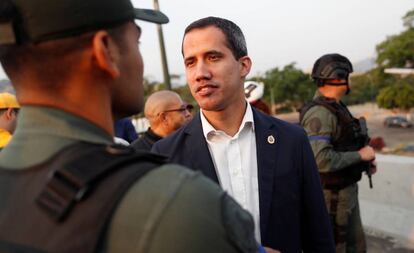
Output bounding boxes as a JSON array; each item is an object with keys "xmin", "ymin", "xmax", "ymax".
[{"xmin": 195, "ymin": 61, "xmax": 212, "ymax": 81}]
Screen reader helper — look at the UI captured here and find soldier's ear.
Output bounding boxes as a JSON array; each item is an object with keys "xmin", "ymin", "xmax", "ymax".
[{"xmin": 92, "ymin": 31, "xmax": 120, "ymax": 78}]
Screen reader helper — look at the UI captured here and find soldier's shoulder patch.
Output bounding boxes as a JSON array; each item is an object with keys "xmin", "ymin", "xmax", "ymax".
[
  {"xmin": 221, "ymin": 193, "xmax": 257, "ymax": 253},
  {"xmin": 309, "ymin": 117, "xmax": 322, "ymax": 133}
]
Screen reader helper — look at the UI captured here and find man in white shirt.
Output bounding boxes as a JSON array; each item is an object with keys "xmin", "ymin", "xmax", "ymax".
[{"xmin": 152, "ymin": 16, "xmax": 335, "ymax": 253}]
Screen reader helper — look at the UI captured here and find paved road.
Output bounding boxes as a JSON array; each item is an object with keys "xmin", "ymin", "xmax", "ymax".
[{"xmin": 367, "ymin": 234, "xmax": 414, "ymax": 252}]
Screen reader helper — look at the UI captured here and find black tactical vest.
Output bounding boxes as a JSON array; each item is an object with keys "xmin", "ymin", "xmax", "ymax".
[
  {"xmin": 0, "ymin": 142, "xmax": 166, "ymax": 253},
  {"xmin": 300, "ymin": 97, "xmax": 369, "ymax": 190}
]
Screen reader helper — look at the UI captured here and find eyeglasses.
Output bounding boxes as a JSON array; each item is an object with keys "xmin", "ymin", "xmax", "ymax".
[{"xmin": 162, "ymin": 104, "xmax": 194, "ymax": 114}]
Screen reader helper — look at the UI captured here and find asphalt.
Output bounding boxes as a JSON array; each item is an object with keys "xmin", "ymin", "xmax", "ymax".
[{"xmin": 367, "ymin": 234, "xmax": 414, "ymax": 252}]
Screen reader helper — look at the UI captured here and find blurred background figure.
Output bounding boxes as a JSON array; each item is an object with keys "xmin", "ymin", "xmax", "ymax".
[
  {"xmin": 0, "ymin": 93, "xmax": 19, "ymax": 149},
  {"xmin": 114, "ymin": 118, "xmax": 138, "ymax": 144},
  {"xmin": 131, "ymin": 90, "xmax": 193, "ymax": 151},
  {"xmin": 244, "ymin": 81, "xmax": 271, "ymax": 115}
]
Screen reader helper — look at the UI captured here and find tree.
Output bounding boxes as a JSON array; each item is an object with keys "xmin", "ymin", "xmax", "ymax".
[
  {"xmin": 262, "ymin": 63, "xmax": 314, "ymax": 111},
  {"xmin": 376, "ymin": 77, "xmax": 414, "ymax": 111},
  {"xmin": 376, "ymin": 9, "xmax": 414, "ymax": 69},
  {"xmin": 342, "ymin": 73, "xmax": 377, "ymax": 105},
  {"xmin": 403, "ymin": 9, "xmax": 414, "ymax": 28},
  {"xmin": 373, "ymin": 9, "xmax": 414, "ymax": 112},
  {"xmin": 376, "ymin": 29, "xmax": 414, "ymax": 69}
]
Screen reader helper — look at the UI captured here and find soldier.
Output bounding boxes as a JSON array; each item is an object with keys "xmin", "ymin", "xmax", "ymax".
[
  {"xmin": 300, "ymin": 53, "xmax": 377, "ymax": 253},
  {"xmin": 0, "ymin": 0, "xmax": 261, "ymax": 252}
]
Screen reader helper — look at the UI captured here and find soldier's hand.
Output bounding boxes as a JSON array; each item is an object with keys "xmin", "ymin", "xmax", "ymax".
[
  {"xmin": 264, "ymin": 247, "xmax": 281, "ymax": 253},
  {"xmin": 358, "ymin": 145, "xmax": 375, "ymax": 161}
]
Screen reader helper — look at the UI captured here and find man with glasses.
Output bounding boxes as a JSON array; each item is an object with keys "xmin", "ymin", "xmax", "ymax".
[
  {"xmin": 132, "ymin": 90, "xmax": 193, "ymax": 151},
  {"xmin": 0, "ymin": 92, "xmax": 19, "ymax": 150},
  {"xmin": 300, "ymin": 53, "xmax": 376, "ymax": 253}
]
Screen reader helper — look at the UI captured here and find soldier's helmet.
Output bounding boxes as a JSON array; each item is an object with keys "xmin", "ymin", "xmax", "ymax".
[{"xmin": 311, "ymin": 54, "xmax": 353, "ymax": 86}]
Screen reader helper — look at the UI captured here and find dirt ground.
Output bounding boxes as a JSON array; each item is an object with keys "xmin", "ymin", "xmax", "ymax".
[{"xmin": 276, "ymin": 103, "xmax": 414, "ymax": 156}]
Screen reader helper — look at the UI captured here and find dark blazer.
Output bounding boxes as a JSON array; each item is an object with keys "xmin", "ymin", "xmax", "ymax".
[{"xmin": 152, "ymin": 109, "xmax": 335, "ymax": 252}]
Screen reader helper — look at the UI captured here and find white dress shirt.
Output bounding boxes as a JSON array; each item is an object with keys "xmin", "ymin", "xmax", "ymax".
[{"xmin": 200, "ymin": 103, "xmax": 261, "ymax": 241}]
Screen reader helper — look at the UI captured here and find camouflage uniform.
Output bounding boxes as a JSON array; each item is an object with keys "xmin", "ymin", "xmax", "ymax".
[
  {"xmin": 0, "ymin": 106, "xmax": 258, "ymax": 253},
  {"xmin": 301, "ymin": 91, "xmax": 366, "ymax": 253}
]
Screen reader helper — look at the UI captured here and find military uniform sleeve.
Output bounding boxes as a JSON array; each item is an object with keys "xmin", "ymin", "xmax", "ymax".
[
  {"xmin": 105, "ymin": 165, "xmax": 258, "ymax": 253},
  {"xmin": 301, "ymin": 106, "xmax": 361, "ymax": 172}
]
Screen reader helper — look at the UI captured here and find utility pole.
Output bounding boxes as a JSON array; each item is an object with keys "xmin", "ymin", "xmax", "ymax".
[{"xmin": 153, "ymin": 0, "xmax": 171, "ymax": 90}]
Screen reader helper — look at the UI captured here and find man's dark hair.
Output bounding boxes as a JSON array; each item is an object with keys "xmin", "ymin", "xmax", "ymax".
[{"xmin": 182, "ymin": 16, "xmax": 248, "ymax": 60}]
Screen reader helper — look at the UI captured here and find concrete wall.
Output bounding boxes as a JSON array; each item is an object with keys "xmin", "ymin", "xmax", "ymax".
[{"xmin": 359, "ymin": 154, "xmax": 414, "ymax": 248}]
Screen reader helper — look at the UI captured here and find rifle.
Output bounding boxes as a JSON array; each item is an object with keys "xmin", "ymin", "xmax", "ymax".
[{"xmin": 358, "ymin": 117, "xmax": 373, "ymax": 189}]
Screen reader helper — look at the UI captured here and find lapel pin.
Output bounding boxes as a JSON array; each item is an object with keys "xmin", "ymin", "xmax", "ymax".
[{"xmin": 267, "ymin": 135, "xmax": 275, "ymax": 144}]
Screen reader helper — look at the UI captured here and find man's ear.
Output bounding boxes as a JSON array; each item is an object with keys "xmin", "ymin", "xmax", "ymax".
[
  {"xmin": 239, "ymin": 56, "xmax": 252, "ymax": 78},
  {"xmin": 92, "ymin": 31, "xmax": 120, "ymax": 78},
  {"xmin": 158, "ymin": 112, "xmax": 168, "ymax": 123},
  {"xmin": 5, "ymin": 108, "xmax": 15, "ymax": 120}
]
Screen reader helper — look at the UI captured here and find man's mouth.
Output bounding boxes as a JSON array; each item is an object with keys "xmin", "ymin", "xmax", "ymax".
[{"xmin": 196, "ymin": 84, "xmax": 218, "ymax": 96}]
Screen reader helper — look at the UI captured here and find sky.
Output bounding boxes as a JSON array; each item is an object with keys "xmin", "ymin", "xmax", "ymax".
[{"xmin": 0, "ymin": 0, "xmax": 412, "ymax": 83}]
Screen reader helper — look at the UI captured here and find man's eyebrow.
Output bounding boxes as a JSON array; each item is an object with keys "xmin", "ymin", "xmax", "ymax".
[
  {"xmin": 183, "ymin": 49, "xmax": 226, "ymax": 63},
  {"xmin": 184, "ymin": 50, "xmax": 223, "ymax": 60},
  {"xmin": 184, "ymin": 55, "xmax": 195, "ymax": 62},
  {"xmin": 206, "ymin": 50, "xmax": 223, "ymax": 55}
]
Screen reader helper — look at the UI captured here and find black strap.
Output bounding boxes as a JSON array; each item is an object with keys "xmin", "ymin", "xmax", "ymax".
[{"xmin": 35, "ymin": 142, "xmax": 167, "ymax": 222}]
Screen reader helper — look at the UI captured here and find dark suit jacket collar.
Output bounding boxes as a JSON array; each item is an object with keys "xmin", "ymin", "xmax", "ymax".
[
  {"xmin": 183, "ymin": 113, "xmax": 219, "ymax": 183},
  {"xmin": 252, "ymin": 109, "xmax": 277, "ymax": 237}
]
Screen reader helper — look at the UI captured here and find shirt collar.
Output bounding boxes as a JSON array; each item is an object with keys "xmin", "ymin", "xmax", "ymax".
[{"xmin": 200, "ymin": 102, "xmax": 255, "ymax": 139}]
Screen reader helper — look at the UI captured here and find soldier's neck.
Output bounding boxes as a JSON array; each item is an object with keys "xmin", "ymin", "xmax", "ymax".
[
  {"xmin": 15, "ymin": 85, "xmax": 114, "ymax": 136},
  {"xmin": 318, "ymin": 88, "xmax": 342, "ymax": 102}
]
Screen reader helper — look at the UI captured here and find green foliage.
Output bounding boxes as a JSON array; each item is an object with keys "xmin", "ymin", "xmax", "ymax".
[
  {"xmin": 404, "ymin": 9, "xmax": 414, "ymax": 19},
  {"xmin": 403, "ymin": 9, "xmax": 414, "ymax": 28},
  {"xmin": 376, "ymin": 28, "xmax": 414, "ymax": 69},
  {"xmin": 375, "ymin": 9, "xmax": 414, "ymax": 69},
  {"xmin": 343, "ymin": 74, "xmax": 376, "ymax": 105},
  {"xmin": 262, "ymin": 63, "xmax": 314, "ymax": 110},
  {"xmin": 143, "ymin": 78, "xmax": 166, "ymax": 98},
  {"xmin": 376, "ymin": 77, "xmax": 414, "ymax": 111},
  {"xmin": 371, "ymin": 9, "xmax": 414, "ymax": 111}
]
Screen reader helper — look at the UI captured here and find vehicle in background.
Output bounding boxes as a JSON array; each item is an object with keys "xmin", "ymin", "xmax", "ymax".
[{"xmin": 383, "ymin": 116, "xmax": 412, "ymax": 128}]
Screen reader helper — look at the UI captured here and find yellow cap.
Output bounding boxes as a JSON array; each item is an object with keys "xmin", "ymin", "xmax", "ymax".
[{"xmin": 0, "ymin": 93, "xmax": 19, "ymax": 109}]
